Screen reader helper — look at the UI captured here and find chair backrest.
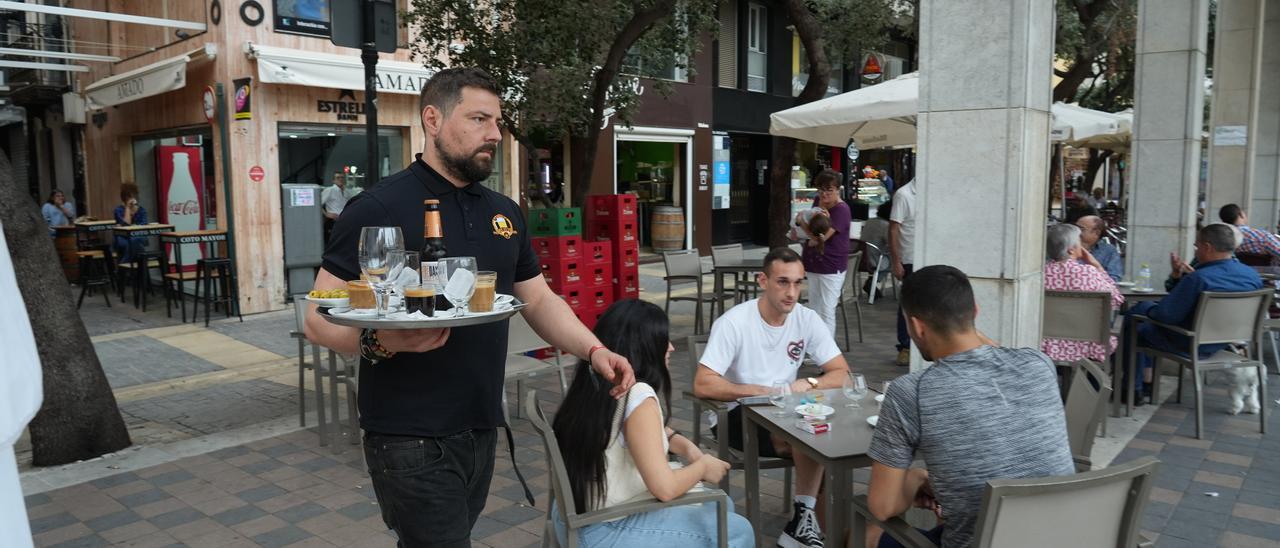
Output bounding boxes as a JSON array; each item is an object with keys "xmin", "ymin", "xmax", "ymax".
[
  {"xmin": 292, "ymin": 296, "xmax": 309, "ymax": 334},
  {"xmin": 846, "ymin": 250, "xmax": 863, "ymax": 296},
  {"xmin": 711, "ymin": 244, "xmax": 744, "ymax": 266},
  {"xmin": 973, "ymin": 456, "xmax": 1160, "ymax": 548},
  {"xmin": 687, "ymin": 334, "xmax": 710, "ymax": 380},
  {"xmin": 1191, "ymin": 289, "xmax": 1274, "ymax": 346},
  {"xmin": 1063, "ymin": 359, "xmax": 1111, "ymax": 464},
  {"xmin": 524, "ymin": 390, "xmax": 581, "ymax": 525},
  {"xmin": 508, "ymin": 313, "xmax": 554, "ymax": 354},
  {"xmin": 1042, "ymin": 291, "xmax": 1112, "ymax": 345},
  {"xmin": 663, "ymin": 249, "xmax": 703, "ymax": 278}
]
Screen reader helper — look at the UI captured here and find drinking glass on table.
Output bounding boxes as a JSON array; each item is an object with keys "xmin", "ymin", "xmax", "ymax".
[
  {"xmin": 358, "ymin": 226, "xmax": 406, "ymax": 318},
  {"xmin": 470, "ymin": 271, "xmax": 497, "ymax": 313},
  {"xmin": 843, "ymin": 372, "xmax": 868, "ymax": 408},
  {"xmin": 441, "ymin": 256, "xmax": 478, "ymax": 316},
  {"xmin": 770, "ymin": 381, "xmax": 792, "ymax": 417}
]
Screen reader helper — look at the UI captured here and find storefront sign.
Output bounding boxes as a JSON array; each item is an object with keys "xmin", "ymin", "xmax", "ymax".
[
  {"xmin": 202, "ymin": 86, "xmax": 216, "ymax": 124},
  {"xmin": 318, "ymin": 89, "xmax": 365, "ymax": 121},
  {"xmin": 249, "ymin": 43, "xmax": 434, "ymax": 96},
  {"xmin": 249, "ymin": 166, "xmax": 266, "ymax": 182},
  {"xmin": 291, "ymin": 188, "xmax": 315, "ymax": 207},
  {"xmin": 712, "ymin": 134, "xmax": 731, "ymax": 210},
  {"xmin": 1213, "ymin": 125, "xmax": 1247, "ymax": 146},
  {"xmin": 273, "ymin": 0, "xmax": 329, "ymax": 37},
  {"xmin": 233, "ymin": 78, "xmax": 253, "ymax": 120}
]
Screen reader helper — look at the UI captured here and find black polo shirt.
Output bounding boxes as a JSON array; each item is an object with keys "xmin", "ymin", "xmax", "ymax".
[{"xmin": 322, "ymin": 154, "xmax": 542, "ymax": 437}]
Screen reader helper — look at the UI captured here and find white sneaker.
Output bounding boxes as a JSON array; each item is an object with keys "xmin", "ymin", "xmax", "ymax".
[{"xmin": 777, "ymin": 502, "xmax": 824, "ymax": 548}]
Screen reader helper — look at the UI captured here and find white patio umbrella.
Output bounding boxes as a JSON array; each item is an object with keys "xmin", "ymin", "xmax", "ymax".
[{"xmin": 769, "ymin": 72, "xmax": 919, "ymax": 149}]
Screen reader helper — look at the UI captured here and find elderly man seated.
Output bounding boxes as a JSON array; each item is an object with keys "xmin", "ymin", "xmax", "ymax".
[
  {"xmin": 1123, "ymin": 223, "xmax": 1263, "ymax": 404},
  {"xmin": 1041, "ymin": 223, "xmax": 1124, "ymax": 363},
  {"xmin": 1074, "ymin": 215, "xmax": 1123, "ymax": 281},
  {"xmin": 1220, "ymin": 203, "xmax": 1280, "ymax": 264}
]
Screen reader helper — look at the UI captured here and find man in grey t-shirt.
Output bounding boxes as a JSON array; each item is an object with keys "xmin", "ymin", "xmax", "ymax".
[{"xmin": 865, "ymin": 266, "xmax": 1075, "ymax": 548}]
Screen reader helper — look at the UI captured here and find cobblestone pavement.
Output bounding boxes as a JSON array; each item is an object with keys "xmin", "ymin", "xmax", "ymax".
[{"xmin": 25, "ymin": 252, "xmax": 1280, "ymax": 546}]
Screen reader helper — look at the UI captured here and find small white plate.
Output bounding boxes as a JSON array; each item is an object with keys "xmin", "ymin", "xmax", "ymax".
[
  {"xmin": 1130, "ymin": 287, "xmax": 1155, "ymax": 293},
  {"xmin": 495, "ymin": 294, "xmax": 515, "ymax": 306},
  {"xmin": 305, "ymin": 296, "xmax": 349, "ymax": 308},
  {"xmin": 867, "ymin": 415, "xmax": 879, "ymax": 428},
  {"xmin": 1115, "ymin": 281, "xmax": 1135, "ymax": 288},
  {"xmin": 874, "ymin": 394, "xmax": 885, "ymax": 404},
  {"xmin": 795, "ymin": 403, "xmax": 834, "ymax": 419},
  {"xmin": 328, "ymin": 307, "xmax": 379, "ymax": 319}
]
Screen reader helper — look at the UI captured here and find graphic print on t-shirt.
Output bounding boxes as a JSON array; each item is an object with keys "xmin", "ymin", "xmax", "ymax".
[{"xmin": 787, "ymin": 340, "xmax": 806, "ymax": 366}]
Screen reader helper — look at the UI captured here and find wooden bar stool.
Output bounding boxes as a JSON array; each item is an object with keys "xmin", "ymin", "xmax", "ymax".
[
  {"xmin": 118, "ymin": 250, "xmax": 163, "ymax": 310},
  {"xmin": 76, "ymin": 250, "xmax": 113, "ymax": 309},
  {"xmin": 192, "ymin": 257, "xmax": 243, "ymax": 326}
]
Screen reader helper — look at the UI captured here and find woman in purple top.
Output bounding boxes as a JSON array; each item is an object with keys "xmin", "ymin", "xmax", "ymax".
[{"xmin": 797, "ymin": 170, "xmax": 851, "ymax": 335}]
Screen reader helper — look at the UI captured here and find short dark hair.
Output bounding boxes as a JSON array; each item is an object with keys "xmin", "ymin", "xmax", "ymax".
[
  {"xmin": 120, "ymin": 183, "xmax": 138, "ymax": 202},
  {"xmin": 813, "ymin": 170, "xmax": 840, "ymax": 191},
  {"xmin": 876, "ymin": 200, "xmax": 892, "ymax": 220},
  {"xmin": 419, "ymin": 67, "xmax": 501, "ymax": 120},
  {"xmin": 1198, "ymin": 223, "xmax": 1237, "ymax": 253},
  {"xmin": 900, "ymin": 265, "xmax": 976, "ymax": 335},
  {"xmin": 1219, "ymin": 203, "xmax": 1244, "ymax": 224},
  {"xmin": 762, "ymin": 247, "xmax": 802, "ymax": 276}
]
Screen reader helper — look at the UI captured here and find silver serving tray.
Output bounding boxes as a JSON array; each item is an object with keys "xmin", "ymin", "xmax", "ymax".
[{"xmin": 319, "ymin": 296, "xmax": 526, "ymax": 329}]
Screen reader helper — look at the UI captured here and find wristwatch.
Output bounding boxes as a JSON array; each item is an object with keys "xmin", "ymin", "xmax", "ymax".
[
  {"xmin": 360, "ymin": 328, "xmax": 395, "ymax": 363},
  {"xmin": 806, "ymin": 377, "xmax": 819, "ymax": 389}
]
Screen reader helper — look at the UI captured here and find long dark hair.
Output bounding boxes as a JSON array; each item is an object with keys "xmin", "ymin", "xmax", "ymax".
[
  {"xmin": 46, "ymin": 190, "xmax": 63, "ymax": 205},
  {"xmin": 551, "ymin": 299, "xmax": 673, "ymax": 512}
]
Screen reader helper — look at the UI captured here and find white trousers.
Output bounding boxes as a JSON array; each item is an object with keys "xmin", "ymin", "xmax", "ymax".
[
  {"xmin": 1, "ymin": 446, "xmax": 33, "ymax": 548},
  {"xmin": 807, "ymin": 270, "xmax": 846, "ymax": 336}
]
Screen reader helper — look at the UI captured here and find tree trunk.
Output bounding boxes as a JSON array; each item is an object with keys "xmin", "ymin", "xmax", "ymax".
[
  {"xmin": 0, "ymin": 150, "xmax": 131, "ymax": 466},
  {"xmin": 569, "ymin": 0, "xmax": 676, "ymax": 206},
  {"xmin": 768, "ymin": 0, "xmax": 830, "ymax": 248}
]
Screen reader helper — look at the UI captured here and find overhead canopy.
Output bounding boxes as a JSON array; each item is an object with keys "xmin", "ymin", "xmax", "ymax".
[
  {"xmin": 83, "ymin": 43, "xmax": 217, "ymax": 109},
  {"xmin": 245, "ymin": 43, "xmax": 435, "ymax": 95},
  {"xmin": 769, "ymin": 72, "xmax": 1131, "ymax": 151}
]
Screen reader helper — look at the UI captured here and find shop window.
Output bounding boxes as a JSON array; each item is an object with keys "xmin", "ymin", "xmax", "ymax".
[
  {"xmin": 746, "ymin": 3, "xmax": 767, "ymax": 92},
  {"xmin": 277, "ymin": 124, "xmax": 406, "ymax": 189}
]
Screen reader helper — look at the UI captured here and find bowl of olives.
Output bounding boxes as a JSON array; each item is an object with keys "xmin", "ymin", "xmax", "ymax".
[{"xmin": 305, "ymin": 288, "xmax": 350, "ymax": 308}]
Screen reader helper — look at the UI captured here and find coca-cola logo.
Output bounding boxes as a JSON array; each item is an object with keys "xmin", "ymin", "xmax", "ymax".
[{"xmin": 169, "ymin": 200, "xmax": 199, "ymax": 215}]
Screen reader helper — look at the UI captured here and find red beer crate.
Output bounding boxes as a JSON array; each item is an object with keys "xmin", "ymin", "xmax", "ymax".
[
  {"xmin": 532, "ymin": 235, "xmax": 581, "ymax": 259},
  {"xmin": 575, "ymin": 306, "xmax": 600, "ymax": 330},
  {"xmin": 584, "ymin": 241, "xmax": 612, "ymax": 266},
  {"xmin": 586, "ymin": 194, "xmax": 638, "ymax": 221},
  {"xmin": 613, "ymin": 269, "xmax": 639, "ymax": 301},
  {"xmin": 587, "ymin": 287, "xmax": 614, "ymax": 310},
  {"xmin": 612, "ymin": 244, "xmax": 639, "ymax": 272},
  {"xmin": 557, "ymin": 287, "xmax": 584, "ymax": 310},
  {"xmin": 526, "ymin": 347, "xmax": 559, "ymax": 360},
  {"xmin": 586, "ymin": 219, "xmax": 639, "ymax": 245},
  {"xmin": 584, "ymin": 262, "xmax": 613, "ymax": 290},
  {"xmin": 541, "ymin": 257, "xmax": 583, "ymax": 293}
]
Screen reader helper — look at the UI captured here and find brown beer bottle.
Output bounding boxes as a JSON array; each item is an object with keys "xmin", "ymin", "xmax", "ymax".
[{"xmin": 421, "ymin": 200, "xmax": 451, "ymax": 311}]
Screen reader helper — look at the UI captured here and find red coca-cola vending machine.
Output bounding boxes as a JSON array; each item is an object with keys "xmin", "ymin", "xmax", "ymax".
[{"xmin": 157, "ymin": 146, "xmax": 205, "ymax": 271}]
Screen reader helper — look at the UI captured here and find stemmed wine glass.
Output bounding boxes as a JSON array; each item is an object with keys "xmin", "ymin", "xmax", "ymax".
[
  {"xmin": 843, "ymin": 372, "xmax": 868, "ymax": 408},
  {"xmin": 358, "ymin": 226, "xmax": 406, "ymax": 318},
  {"xmin": 770, "ymin": 381, "xmax": 792, "ymax": 417},
  {"xmin": 440, "ymin": 256, "xmax": 478, "ymax": 317}
]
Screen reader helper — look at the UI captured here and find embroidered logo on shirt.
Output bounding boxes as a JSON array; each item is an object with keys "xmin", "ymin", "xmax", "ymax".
[
  {"xmin": 491, "ymin": 214, "xmax": 517, "ymax": 239},
  {"xmin": 787, "ymin": 340, "xmax": 806, "ymax": 365}
]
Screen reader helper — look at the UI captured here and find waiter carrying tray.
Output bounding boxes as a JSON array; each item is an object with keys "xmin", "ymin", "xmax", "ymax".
[{"xmin": 304, "ymin": 68, "xmax": 635, "ymax": 547}]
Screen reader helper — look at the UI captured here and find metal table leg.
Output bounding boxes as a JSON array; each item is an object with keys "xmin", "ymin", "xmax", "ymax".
[{"xmin": 744, "ymin": 408, "xmax": 761, "ymax": 548}]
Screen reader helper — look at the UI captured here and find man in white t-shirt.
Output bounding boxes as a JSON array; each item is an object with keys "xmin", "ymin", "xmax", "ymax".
[
  {"xmin": 694, "ymin": 247, "xmax": 851, "ymax": 548},
  {"xmin": 322, "ymin": 171, "xmax": 360, "ymax": 241},
  {"xmin": 889, "ymin": 179, "xmax": 917, "ymax": 366}
]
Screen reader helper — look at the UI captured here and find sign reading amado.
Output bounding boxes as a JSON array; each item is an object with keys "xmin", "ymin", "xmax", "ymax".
[{"xmin": 249, "ymin": 43, "xmax": 434, "ymax": 96}]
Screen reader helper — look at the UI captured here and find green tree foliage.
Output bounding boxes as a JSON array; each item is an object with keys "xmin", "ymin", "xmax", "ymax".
[
  {"xmin": 1053, "ymin": 0, "xmax": 1137, "ymax": 111},
  {"xmin": 406, "ymin": 0, "xmax": 719, "ymax": 205}
]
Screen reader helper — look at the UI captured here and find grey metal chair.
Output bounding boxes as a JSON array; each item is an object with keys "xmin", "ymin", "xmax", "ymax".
[
  {"xmin": 525, "ymin": 390, "xmax": 731, "ymax": 548},
  {"xmin": 663, "ymin": 250, "xmax": 718, "ymax": 334},
  {"xmin": 682, "ymin": 335, "xmax": 793, "ymax": 503},
  {"xmin": 836, "ymin": 250, "xmax": 865, "ymax": 349},
  {"xmin": 503, "ymin": 314, "xmax": 568, "ymax": 422},
  {"xmin": 711, "ymin": 243, "xmax": 753, "ymax": 315},
  {"xmin": 851, "ymin": 456, "xmax": 1160, "ymax": 548},
  {"xmin": 290, "ymin": 296, "xmax": 323, "ymax": 430},
  {"xmin": 1064, "ymin": 359, "xmax": 1111, "ymax": 472},
  {"xmin": 852, "ymin": 239, "xmax": 897, "ymax": 304},
  {"xmin": 1042, "ymin": 290, "xmax": 1114, "ymax": 409},
  {"xmin": 1129, "ymin": 289, "xmax": 1271, "ymax": 439}
]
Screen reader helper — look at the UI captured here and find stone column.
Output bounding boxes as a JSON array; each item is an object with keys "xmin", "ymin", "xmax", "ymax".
[
  {"xmin": 1252, "ymin": 0, "xmax": 1280, "ymax": 231},
  {"xmin": 915, "ymin": 0, "xmax": 1054, "ymax": 354},
  {"xmin": 1206, "ymin": 0, "xmax": 1267, "ymax": 218},
  {"xmin": 1128, "ymin": 0, "xmax": 1211, "ymax": 281}
]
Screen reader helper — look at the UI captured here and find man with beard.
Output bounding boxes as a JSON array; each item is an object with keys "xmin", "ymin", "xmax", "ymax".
[{"xmin": 304, "ymin": 68, "xmax": 635, "ymax": 547}]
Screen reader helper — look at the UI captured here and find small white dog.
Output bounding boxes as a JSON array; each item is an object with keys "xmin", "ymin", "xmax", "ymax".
[{"xmin": 1203, "ymin": 368, "xmax": 1261, "ymax": 415}]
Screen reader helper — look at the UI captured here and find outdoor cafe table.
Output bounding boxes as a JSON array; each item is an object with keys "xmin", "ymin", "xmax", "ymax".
[
  {"xmin": 744, "ymin": 389, "xmax": 877, "ymax": 548},
  {"xmin": 712, "ymin": 258, "xmax": 762, "ymax": 317},
  {"xmin": 1117, "ymin": 287, "xmax": 1167, "ymax": 417},
  {"xmin": 159, "ymin": 230, "xmax": 229, "ymax": 321},
  {"xmin": 112, "ymin": 224, "xmax": 175, "ymax": 306}
]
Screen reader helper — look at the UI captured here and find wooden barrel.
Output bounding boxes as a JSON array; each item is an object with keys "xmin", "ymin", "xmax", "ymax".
[
  {"xmin": 54, "ymin": 226, "xmax": 79, "ymax": 281},
  {"xmin": 651, "ymin": 206, "xmax": 684, "ymax": 251}
]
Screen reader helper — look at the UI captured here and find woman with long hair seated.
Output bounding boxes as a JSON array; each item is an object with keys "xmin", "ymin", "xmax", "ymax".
[{"xmin": 551, "ymin": 299, "xmax": 755, "ymax": 547}]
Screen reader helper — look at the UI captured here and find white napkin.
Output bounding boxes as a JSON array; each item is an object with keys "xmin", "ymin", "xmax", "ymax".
[
  {"xmin": 387, "ymin": 310, "xmax": 433, "ymax": 320},
  {"xmin": 444, "ymin": 269, "xmax": 476, "ymax": 302},
  {"xmin": 389, "ymin": 266, "xmax": 420, "ymax": 293}
]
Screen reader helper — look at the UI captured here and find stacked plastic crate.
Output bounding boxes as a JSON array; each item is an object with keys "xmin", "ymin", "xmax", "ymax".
[
  {"xmin": 529, "ymin": 207, "xmax": 602, "ymax": 329},
  {"xmin": 585, "ymin": 194, "xmax": 641, "ymax": 308}
]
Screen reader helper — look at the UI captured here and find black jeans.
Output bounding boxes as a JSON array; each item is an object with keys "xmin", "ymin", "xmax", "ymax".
[
  {"xmin": 895, "ymin": 264, "xmax": 915, "ymax": 350},
  {"xmin": 363, "ymin": 429, "xmax": 497, "ymax": 548}
]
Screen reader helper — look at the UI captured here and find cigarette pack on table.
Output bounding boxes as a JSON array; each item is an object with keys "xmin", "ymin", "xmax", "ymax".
[{"xmin": 797, "ymin": 419, "xmax": 832, "ymax": 435}]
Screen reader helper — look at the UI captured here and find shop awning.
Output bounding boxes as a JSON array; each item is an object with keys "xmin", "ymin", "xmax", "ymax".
[
  {"xmin": 83, "ymin": 43, "xmax": 217, "ymax": 109},
  {"xmin": 245, "ymin": 43, "xmax": 435, "ymax": 95}
]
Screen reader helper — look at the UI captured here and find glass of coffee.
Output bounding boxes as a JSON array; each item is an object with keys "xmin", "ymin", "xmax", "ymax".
[
  {"xmin": 470, "ymin": 271, "xmax": 497, "ymax": 313},
  {"xmin": 347, "ymin": 280, "xmax": 376, "ymax": 310},
  {"xmin": 403, "ymin": 283, "xmax": 436, "ymax": 317}
]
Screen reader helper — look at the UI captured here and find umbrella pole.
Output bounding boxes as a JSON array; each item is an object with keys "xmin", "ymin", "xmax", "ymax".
[{"xmin": 1059, "ymin": 146, "xmax": 1068, "ymax": 219}]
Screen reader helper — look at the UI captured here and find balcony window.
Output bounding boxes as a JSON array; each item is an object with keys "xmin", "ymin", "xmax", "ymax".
[{"xmin": 746, "ymin": 3, "xmax": 767, "ymax": 92}]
